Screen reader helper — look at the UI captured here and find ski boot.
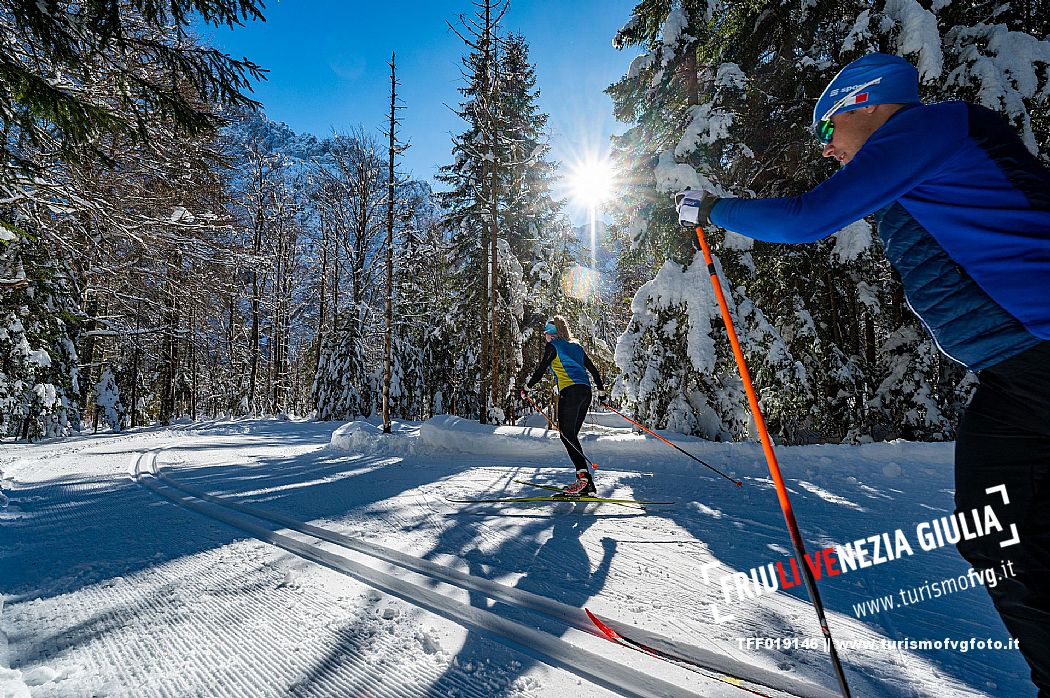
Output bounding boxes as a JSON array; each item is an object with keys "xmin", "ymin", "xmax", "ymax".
[{"xmin": 554, "ymin": 471, "xmax": 597, "ymax": 499}]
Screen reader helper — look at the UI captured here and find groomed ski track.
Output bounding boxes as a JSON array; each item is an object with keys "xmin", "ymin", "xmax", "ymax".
[{"xmin": 132, "ymin": 444, "xmax": 834, "ymax": 698}]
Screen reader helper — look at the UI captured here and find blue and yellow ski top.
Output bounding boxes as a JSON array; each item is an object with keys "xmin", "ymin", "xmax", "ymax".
[{"xmin": 527, "ymin": 339, "xmax": 604, "ymax": 392}]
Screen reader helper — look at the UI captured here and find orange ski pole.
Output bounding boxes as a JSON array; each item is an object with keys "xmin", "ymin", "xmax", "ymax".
[
  {"xmin": 695, "ymin": 225, "xmax": 852, "ymax": 698},
  {"xmin": 599, "ymin": 403, "xmax": 741, "ymax": 486}
]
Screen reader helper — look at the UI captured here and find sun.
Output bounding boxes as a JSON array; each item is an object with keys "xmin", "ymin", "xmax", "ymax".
[{"xmin": 568, "ymin": 156, "xmax": 616, "ymax": 208}]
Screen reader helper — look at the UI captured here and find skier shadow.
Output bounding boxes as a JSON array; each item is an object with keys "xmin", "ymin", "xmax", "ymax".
[
  {"xmin": 424, "ymin": 505, "xmax": 616, "ymax": 693},
  {"xmin": 270, "ymin": 494, "xmax": 618, "ymax": 695}
]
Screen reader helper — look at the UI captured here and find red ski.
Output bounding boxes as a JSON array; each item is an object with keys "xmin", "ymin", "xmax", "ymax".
[{"xmin": 584, "ymin": 609, "xmax": 834, "ymax": 698}]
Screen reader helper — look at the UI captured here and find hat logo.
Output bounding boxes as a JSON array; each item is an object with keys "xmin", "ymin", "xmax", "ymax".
[{"xmin": 818, "ymin": 78, "xmax": 882, "ymax": 123}]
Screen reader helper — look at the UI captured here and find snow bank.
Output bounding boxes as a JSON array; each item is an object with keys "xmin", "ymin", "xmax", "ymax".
[
  {"xmin": 417, "ymin": 414, "xmax": 738, "ymax": 461},
  {"xmin": 514, "ymin": 411, "xmax": 634, "ymax": 430},
  {"xmin": 328, "ymin": 415, "xmax": 955, "ymax": 497},
  {"xmin": 583, "ymin": 412, "xmax": 636, "ymax": 429},
  {"xmin": 333, "ymin": 414, "xmax": 737, "ymax": 463},
  {"xmin": 420, "ymin": 415, "xmax": 562, "ymax": 457},
  {"xmin": 330, "ymin": 420, "xmax": 417, "ymax": 453}
]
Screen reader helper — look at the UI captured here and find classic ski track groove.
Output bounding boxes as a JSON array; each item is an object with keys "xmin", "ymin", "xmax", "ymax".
[
  {"xmin": 10, "ymin": 482, "xmax": 521, "ymax": 697},
  {"xmin": 131, "ymin": 445, "xmax": 840, "ymax": 698},
  {"xmin": 132, "ymin": 447, "xmax": 709, "ymax": 698}
]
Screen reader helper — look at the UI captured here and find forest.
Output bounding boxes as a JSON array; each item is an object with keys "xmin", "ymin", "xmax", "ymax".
[{"xmin": 2, "ymin": 0, "xmax": 1048, "ymax": 444}]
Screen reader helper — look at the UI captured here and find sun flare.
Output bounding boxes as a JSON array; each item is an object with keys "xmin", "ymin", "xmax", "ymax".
[{"xmin": 568, "ymin": 157, "xmax": 616, "ymax": 208}]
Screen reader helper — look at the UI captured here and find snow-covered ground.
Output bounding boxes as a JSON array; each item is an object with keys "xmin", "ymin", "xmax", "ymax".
[{"xmin": 0, "ymin": 416, "xmax": 1034, "ymax": 697}]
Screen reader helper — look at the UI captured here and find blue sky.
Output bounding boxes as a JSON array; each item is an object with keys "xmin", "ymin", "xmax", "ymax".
[{"xmin": 195, "ymin": 0, "xmax": 640, "ymax": 210}]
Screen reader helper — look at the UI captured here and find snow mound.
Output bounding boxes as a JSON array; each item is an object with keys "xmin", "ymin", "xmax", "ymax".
[
  {"xmin": 582, "ymin": 411, "xmax": 635, "ymax": 429},
  {"xmin": 419, "ymin": 415, "xmax": 561, "ymax": 456},
  {"xmin": 330, "ymin": 420, "xmax": 417, "ymax": 452}
]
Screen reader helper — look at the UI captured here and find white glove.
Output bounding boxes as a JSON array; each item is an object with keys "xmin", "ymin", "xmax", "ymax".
[{"xmin": 675, "ymin": 189, "xmax": 718, "ymax": 228}]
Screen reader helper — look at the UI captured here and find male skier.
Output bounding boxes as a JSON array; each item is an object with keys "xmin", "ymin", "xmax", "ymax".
[{"xmin": 676, "ymin": 52, "xmax": 1050, "ymax": 696}]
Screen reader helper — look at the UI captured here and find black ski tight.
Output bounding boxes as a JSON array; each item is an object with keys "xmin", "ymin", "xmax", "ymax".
[
  {"xmin": 955, "ymin": 341, "xmax": 1050, "ymax": 697},
  {"xmin": 556, "ymin": 385, "xmax": 593, "ymax": 481}
]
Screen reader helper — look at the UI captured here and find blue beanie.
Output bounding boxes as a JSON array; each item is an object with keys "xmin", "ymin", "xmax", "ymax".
[{"xmin": 812, "ymin": 53, "xmax": 920, "ymax": 129}]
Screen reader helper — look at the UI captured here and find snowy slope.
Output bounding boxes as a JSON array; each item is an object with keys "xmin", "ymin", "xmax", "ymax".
[{"xmin": 0, "ymin": 417, "xmax": 1035, "ymax": 697}]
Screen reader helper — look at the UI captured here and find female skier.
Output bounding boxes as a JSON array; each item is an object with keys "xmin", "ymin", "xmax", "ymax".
[{"xmin": 518, "ymin": 315, "xmax": 606, "ymax": 497}]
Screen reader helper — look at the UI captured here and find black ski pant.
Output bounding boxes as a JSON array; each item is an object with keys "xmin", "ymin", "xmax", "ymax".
[
  {"xmin": 557, "ymin": 385, "xmax": 593, "ymax": 481},
  {"xmin": 955, "ymin": 341, "xmax": 1050, "ymax": 697}
]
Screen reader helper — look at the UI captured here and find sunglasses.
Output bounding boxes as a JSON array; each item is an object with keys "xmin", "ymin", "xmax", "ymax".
[{"xmin": 815, "ymin": 119, "xmax": 835, "ymax": 145}]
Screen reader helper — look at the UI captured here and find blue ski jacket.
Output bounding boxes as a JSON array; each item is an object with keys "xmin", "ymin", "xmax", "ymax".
[{"xmin": 710, "ymin": 101, "xmax": 1050, "ymax": 370}]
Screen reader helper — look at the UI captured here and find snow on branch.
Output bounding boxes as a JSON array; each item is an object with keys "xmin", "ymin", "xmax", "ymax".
[
  {"xmin": 945, "ymin": 23, "xmax": 1050, "ymax": 153},
  {"xmin": 882, "ymin": 0, "xmax": 943, "ymax": 82}
]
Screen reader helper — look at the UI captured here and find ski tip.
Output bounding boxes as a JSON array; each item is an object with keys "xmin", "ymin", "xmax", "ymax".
[
  {"xmin": 735, "ymin": 480, "xmax": 743, "ymax": 487},
  {"xmin": 584, "ymin": 608, "xmax": 620, "ymax": 640}
]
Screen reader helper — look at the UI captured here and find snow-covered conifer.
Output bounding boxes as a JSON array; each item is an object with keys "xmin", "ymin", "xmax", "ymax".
[
  {"xmin": 438, "ymin": 10, "xmax": 567, "ymax": 423},
  {"xmin": 312, "ymin": 312, "xmax": 376, "ymax": 420},
  {"xmin": 607, "ymin": 0, "xmax": 1050, "ymax": 442},
  {"xmin": 0, "ymin": 241, "xmax": 81, "ymax": 439},
  {"xmin": 93, "ymin": 366, "xmax": 124, "ymax": 433}
]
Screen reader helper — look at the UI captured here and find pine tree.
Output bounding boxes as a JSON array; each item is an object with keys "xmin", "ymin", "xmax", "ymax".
[
  {"xmin": 395, "ymin": 185, "xmax": 457, "ymax": 419},
  {"xmin": 93, "ymin": 365, "xmax": 124, "ymax": 432},
  {"xmin": 0, "ymin": 240, "xmax": 81, "ymax": 439},
  {"xmin": 437, "ymin": 0, "xmax": 510, "ymax": 423},
  {"xmin": 312, "ymin": 314, "xmax": 375, "ymax": 420},
  {"xmin": 439, "ymin": 15, "xmax": 572, "ymax": 423},
  {"xmin": 0, "ymin": 0, "xmax": 265, "ymax": 194},
  {"xmin": 607, "ymin": 4, "xmax": 814, "ymax": 441},
  {"xmin": 496, "ymin": 32, "xmax": 577, "ymax": 409}
]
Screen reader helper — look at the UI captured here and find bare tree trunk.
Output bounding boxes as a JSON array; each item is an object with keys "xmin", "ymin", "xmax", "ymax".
[
  {"xmin": 248, "ymin": 205, "xmax": 263, "ymax": 415},
  {"xmin": 80, "ymin": 294, "xmax": 99, "ymax": 425},
  {"xmin": 189, "ymin": 305, "xmax": 198, "ymax": 420},
  {"xmin": 160, "ymin": 259, "xmax": 181, "ymax": 423},
  {"xmin": 478, "ymin": 173, "xmax": 490, "ymax": 424},
  {"xmin": 272, "ymin": 218, "xmax": 284, "ymax": 412},
  {"xmin": 332, "ymin": 245, "xmax": 341, "ymax": 328},
  {"xmin": 488, "ymin": 50, "xmax": 502, "ymax": 419},
  {"xmin": 382, "ymin": 52, "xmax": 400, "ymax": 434},
  {"xmin": 279, "ymin": 221, "xmax": 295, "ymax": 414},
  {"xmin": 477, "ymin": 0, "xmax": 496, "ymax": 424},
  {"xmin": 130, "ymin": 303, "xmax": 141, "ymax": 428},
  {"xmin": 488, "ymin": 188, "xmax": 499, "ymax": 416},
  {"xmin": 316, "ymin": 216, "xmax": 328, "ymax": 374}
]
